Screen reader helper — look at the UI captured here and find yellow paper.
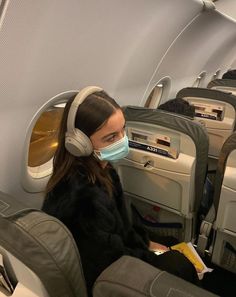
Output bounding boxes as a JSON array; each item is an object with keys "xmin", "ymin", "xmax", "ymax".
[{"xmin": 171, "ymin": 242, "xmax": 204, "ymax": 273}]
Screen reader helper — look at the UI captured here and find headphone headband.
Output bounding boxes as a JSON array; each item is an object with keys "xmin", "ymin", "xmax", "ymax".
[
  {"xmin": 65, "ymin": 86, "xmax": 103, "ymax": 157},
  {"xmin": 67, "ymin": 86, "xmax": 103, "ymax": 133}
]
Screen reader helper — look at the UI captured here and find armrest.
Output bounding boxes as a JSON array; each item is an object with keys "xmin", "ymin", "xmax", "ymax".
[{"xmin": 93, "ymin": 256, "xmax": 218, "ymax": 297}]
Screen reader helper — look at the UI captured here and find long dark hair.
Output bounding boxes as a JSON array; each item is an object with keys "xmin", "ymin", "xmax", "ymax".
[{"xmin": 45, "ymin": 90, "xmax": 121, "ymax": 197}]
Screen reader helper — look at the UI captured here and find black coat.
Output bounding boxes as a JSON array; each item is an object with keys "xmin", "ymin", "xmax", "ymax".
[{"xmin": 42, "ymin": 166, "xmax": 197, "ymax": 295}]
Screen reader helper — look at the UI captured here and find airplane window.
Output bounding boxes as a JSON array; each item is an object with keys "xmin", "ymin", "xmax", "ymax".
[
  {"xmin": 212, "ymin": 69, "xmax": 221, "ymax": 81},
  {"xmin": 192, "ymin": 71, "xmax": 206, "ymax": 88},
  {"xmin": 21, "ymin": 90, "xmax": 77, "ymax": 193},
  {"xmin": 144, "ymin": 77, "xmax": 171, "ymax": 108},
  {"xmin": 144, "ymin": 84, "xmax": 163, "ymax": 109},
  {"xmin": 28, "ymin": 104, "xmax": 65, "ymax": 178}
]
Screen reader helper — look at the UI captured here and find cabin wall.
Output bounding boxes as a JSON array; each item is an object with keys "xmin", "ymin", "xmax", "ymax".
[{"xmin": 0, "ymin": 0, "xmax": 235, "ymax": 206}]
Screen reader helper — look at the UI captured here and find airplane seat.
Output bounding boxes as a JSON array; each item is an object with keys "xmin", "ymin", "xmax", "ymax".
[
  {"xmin": 210, "ymin": 132, "xmax": 236, "ymax": 273},
  {"xmin": 113, "ymin": 106, "xmax": 209, "ymax": 242},
  {"xmin": 0, "ymin": 191, "xmax": 219, "ymax": 297},
  {"xmin": 94, "ymin": 255, "xmax": 219, "ymax": 297},
  {"xmin": 176, "ymin": 87, "xmax": 236, "ymax": 171},
  {"xmin": 0, "ymin": 190, "xmax": 88, "ymax": 297},
  {"xmin": 208, "ymin": 79, "xmax": 236, "ymax": 96}
]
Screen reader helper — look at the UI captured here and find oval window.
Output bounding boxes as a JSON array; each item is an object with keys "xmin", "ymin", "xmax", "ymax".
[
  {"xmin": 144, "ymin": 83, "xmax": 164, "ymax": 108},
  {"xmin": 22, "ymin": 90, "xmax": 78, "ymax": 193},
  {"xmin": 211, "ymin": 69, "xmax": 221, "ymax": 81},
  {"xmin": 192, "ymin": 71, "xmax": 206, "ymax": 88},
  {"xmin": 28, "ymin": 104, "xmax": 64, "ymax": 178},
  {"xmin": 144, "ymin": 77, "xmax": 171, "ymax": 108}
]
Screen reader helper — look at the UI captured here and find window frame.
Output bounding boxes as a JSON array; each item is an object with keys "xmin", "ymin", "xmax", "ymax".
[
  {"xmin": 192, "ymin": 71, "xmax": 207, "ymax": 88},
  {"xmin": 144, "ymin": 77, "xmax": 171, "ymax": 108},
  {"xmin": 21, "ymin": 90, "xmax": 78, "ymax": 193}
]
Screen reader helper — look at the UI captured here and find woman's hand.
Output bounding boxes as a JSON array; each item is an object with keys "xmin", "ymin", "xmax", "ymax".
[{"xmin": 149, "ymin": 240, "xmax": 169, "ymax": 253}]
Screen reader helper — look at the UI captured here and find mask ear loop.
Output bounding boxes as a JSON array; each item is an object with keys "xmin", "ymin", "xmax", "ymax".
[{"xmin": 93, "ymin": 150, "xmax": 102, "ymax": 161}]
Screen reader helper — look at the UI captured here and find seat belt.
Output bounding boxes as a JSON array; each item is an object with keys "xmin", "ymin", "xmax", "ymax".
[{"xmin": 196, "ymin": 203, "xmax": 216, "ymax": 255}]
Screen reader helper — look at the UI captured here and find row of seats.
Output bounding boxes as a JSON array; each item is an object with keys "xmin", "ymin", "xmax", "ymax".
[
  {"xmin": 0, "ymin": 191, "xmax": 218, "ymax": 297},
  {"xmin": 176, "ymin": 80, "xmax": 236, "ymax": 273},
  {"xmin": 113, "ymin": 81, "xmax": 236, "ymax": 276}
]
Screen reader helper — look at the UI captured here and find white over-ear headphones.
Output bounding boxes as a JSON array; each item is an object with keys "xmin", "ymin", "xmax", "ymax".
[{"xmin": 65, "ymin": 86, "xmax": 103, "ymax": 157}]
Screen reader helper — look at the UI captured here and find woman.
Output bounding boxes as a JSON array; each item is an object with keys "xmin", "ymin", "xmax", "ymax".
[{"xmin": 42, "ymin": 86, "xmax": 198, "ymax": 296}]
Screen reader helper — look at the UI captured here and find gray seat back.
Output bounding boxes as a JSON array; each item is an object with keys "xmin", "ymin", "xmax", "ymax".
[
  {"xmin": 0, "ymin": 191, "xmax": 88, "ymax": 297},
  {"xmin": 211, "ymin": 132, "xmax": 236, "ymax": 273},
  {"xmin": 94, "ymin": 256, "xmax": 219, "ymax": 297},
  {"xmin": 114, "ymin": 106, "xmax": 208, "ymax": 241},
  {"xmin": 208, "ymin": 79, "xmax": 236, "ymax": 96},
  {"xmin": 177, "ymin": 87, "xmax": 236, "ymax": 160}
]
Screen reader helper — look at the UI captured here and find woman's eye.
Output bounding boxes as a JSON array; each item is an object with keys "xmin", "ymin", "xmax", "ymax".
[{"xmin": 107, "ymin": 135, "xmax": 116, "ymax": 142}]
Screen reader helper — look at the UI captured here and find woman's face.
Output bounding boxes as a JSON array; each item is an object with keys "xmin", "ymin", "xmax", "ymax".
[{"xmin": 90, "ymin": 109, "xmax": 126, "ymax": 150}]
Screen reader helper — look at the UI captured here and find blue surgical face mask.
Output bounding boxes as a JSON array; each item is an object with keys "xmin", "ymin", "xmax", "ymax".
[{"xmin": 94, "ymin": 134, "xmax": 129, "ymax": 161}]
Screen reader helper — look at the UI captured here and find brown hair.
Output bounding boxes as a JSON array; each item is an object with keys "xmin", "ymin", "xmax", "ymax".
[{"xmin": 45, "ymin": 90, "xmax": 121, "ymax": 197}]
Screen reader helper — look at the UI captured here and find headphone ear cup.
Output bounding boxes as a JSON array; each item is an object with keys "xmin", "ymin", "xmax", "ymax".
[
  {"xmin": 65, "ymin": 129, "xmax": 93, "ymax": 157},
  {"xmin": 65, "ymin": 86, "xmax": 103, "ymax": 156}
]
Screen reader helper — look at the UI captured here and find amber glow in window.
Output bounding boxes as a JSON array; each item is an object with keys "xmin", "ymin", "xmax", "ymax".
[{"xmin": 28, "ymin": 106, "xmax": 64, "ymax": 169}]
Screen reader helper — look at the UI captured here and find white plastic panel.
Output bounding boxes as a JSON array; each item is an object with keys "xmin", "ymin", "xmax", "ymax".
[
  {"xmin": 184, "ymin": 97, "xmax": 236, "ymax": 158},
  {"xmin": 215, "ymin": 187, "xmax": 236, "ymax": 232},
  {"xmin": 211, "ymin": 230, "xmax": 236, "ymax": 273},
  {"xmin": 224, "ymin": 149, "xmax": 236, "ymax": 168},
  {"xmin": 117, "ymin": 162, "xmax": 194, "ymax": 214},
  {"xmin": 215, "ymin": 150, "xmax": 236, "ymax": 232},
  {"xmin": 211, "ymin": 144, "xmax": 236, "ymax": 273},
  {"xmin": 0, "ymin": 283, "xmax": 43, "ymax": 297},
  {"xmin": 0, "ymin": 247, "xmax": 49, "ymax": 297}
]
